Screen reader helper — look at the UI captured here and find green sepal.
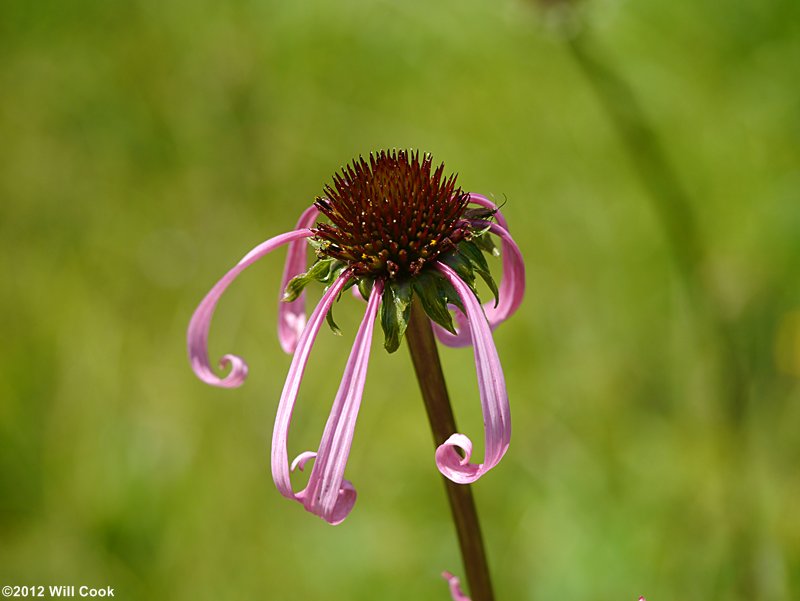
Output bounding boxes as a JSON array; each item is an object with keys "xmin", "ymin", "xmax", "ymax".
[
  {"xmin": 319, "ymin": 261, "xmax": 347, "ymax": 286},
  {"xmin": 412, "ymin": 271, "xmax": 458, "ymax": 334},
  {"xmin": 358, "ymin": 277, "xmax": 375, "ymax": 301},
  {"xmin": 282, "ymin": 258, "xmax": 344, "ymax": 302},
  {"xmin": 380, "ymin": 279, "xmax": 413, "ymax": 353},
  {"xmin": 324, "ymin": 280, "xmax": 345, "ymax": 336},
  {"xmin": 342, "ymin": 277, "xmax": 358, "ymax": 293},
  {"xmin": 307, "ymin": 237, "xmax": 327, "ymax": 252},
  {"xmin": 436, "ymin": 276, "xmax": 466, "ymax": 315},
  {"xmin": 459, "ymin": 241, "xmax": 499, "ymax": 308},
  {"xmin": 440, "ymin": 251, "xmax": 477, "ymax": 295},
  {"xmin": 326, "ymin": 303, "xmax": 342, "ymax": 336},
  {"xmin": 473, "ymin": 229, "xmax": 500, "ymax": 257}
]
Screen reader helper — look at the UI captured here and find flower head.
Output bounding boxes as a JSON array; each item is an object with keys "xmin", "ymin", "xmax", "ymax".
[{"xmin": 187, "ymin": 150, "xmax": 525, "ymax": 526}]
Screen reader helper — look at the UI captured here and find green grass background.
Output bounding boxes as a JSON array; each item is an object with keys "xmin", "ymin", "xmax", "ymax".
[{"xmin": 1, "ymin": 0, "xmax": 798, "ymax": 599}]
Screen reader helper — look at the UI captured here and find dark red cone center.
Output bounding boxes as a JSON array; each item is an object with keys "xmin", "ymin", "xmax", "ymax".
[{"xmin": 313, "ymin": 150, "xmax": 469, "ymax": 278}]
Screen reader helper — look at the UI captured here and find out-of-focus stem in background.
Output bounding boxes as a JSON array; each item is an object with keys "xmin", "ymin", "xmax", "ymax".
[
  {"xmin": 566, "ymin": 29, "xmax": 749, "ymax": 427},
  {"xmin": 534, "ymin": 1, "xmax": 755, "ymax": 597}
]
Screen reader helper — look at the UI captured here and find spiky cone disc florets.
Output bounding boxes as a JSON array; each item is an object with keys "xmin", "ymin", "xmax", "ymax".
[
  {"xmin": 283, "ymin": 150, "xmax": 504, "ymax": 354},
  {"xmin": 313, "ymin": 150, "xmax": 471, "ymax": 279}
]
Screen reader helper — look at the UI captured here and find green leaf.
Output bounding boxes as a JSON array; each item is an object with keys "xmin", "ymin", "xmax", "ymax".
[
  {"xmin": 459, "ymin": 241, "xmax": 499, "ymax": 308},
  {"xmin": 380, "ymin": 279, "xmax": 413, "ymax": 353},
  {"xmin": 412, "ymin": 272, "xmax": 457, "ymax": 334}
]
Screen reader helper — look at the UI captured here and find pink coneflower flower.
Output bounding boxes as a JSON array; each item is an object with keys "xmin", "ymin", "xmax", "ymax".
[{"xmin": 187, "ymin": 150, "xmax": 524, "ymax": 526}]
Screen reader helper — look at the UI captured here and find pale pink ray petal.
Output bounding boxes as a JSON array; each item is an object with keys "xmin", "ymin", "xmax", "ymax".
[
  {"xmin": 188, "ymin": 229, "xmax": 312, "ymax": 388},
  {"xmin": 468, "ymin": 220, "xmax": 525, "ymax": 326},
  {"xmin": 302, "ymin": 279, "xmax": 385, "ymax": 525},
  {"xmin": 290, "ymin": 451, "xmax": 317, "ymax": 472},
  {"xmin": 433, "ymin": 306, "xmax": 472, "ymax": 348},
  {"xmin": 278, "ymin": 204, "xmax": 320, "ymax": 354},
  {"xmin": 466, "ymin": 192, "xmax": 509, "ymax": 231},
  {"xmin": 434, "ymin": 221, "xmax": 525, "ymax": 348},
  {"xmin": 442, "ymin": 572, "xmax": 471, "ymax": 601},
  {"xmin": 271, "ymin": 272, "xmax": 352, "ymax": 502},
  {"xmin": 433, "ymin": 263, "xmax": 511, "ymax": 484}
]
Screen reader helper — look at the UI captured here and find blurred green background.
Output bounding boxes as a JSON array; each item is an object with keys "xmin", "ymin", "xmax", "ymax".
[{"xmin": 1, "ymin": 0, "xmax": 798, "ymax": 599}]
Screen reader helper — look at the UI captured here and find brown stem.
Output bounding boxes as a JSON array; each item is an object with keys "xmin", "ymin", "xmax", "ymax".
[{"xmin": 405, "ymin": 299, "xmax": 495, "ymax": 601}]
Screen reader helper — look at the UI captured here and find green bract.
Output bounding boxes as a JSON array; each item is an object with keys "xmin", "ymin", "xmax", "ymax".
[{"xmin": 282, "ymin": 229, "xmax": 500, "ymax": 352}]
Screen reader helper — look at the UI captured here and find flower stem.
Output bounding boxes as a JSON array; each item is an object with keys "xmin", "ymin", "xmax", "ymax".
[{"xmin": 406, "ymin": 299, "xmax": 495, "ymax": 601}]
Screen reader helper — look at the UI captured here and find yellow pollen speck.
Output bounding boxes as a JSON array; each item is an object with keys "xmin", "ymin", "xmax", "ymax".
[
  {"xmin": 361, "ymin": 253, "xmax": 368, "ymax": 259},
  {"xmin": 429, "ymin": 240, "xmax": 437, "ymax": 246}
]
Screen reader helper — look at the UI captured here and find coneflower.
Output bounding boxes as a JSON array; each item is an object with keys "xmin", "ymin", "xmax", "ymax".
[{"xmin": 187, "ymin": 150, "xmax": 525, "ymax": 601}]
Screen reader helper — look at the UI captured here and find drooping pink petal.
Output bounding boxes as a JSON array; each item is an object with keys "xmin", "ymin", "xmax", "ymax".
[
  {"xmin": 435, "ymin": 220, "xmax": 525, "ymax": 348},
  {"xmin": 271, "ymin": 271, "xmax": 352, "ymax": 505},
  {"xmin": 442, "ymin": 572, "xmax": 471, "ymax": 601},
  {"xmin": 467, "ymin": 220, "xmax": 525, "ymax": 326},
  {"xmin": 302, "ymin": 279, "xmax": 385, "ymax": 524},
  {"xmin": 466, "ymin": 192, "xmax": 509, "ymax": 232},
  {"xmin": 278, "ymin": 204, "xmax": 320, "ymax": 354},
  {"xmin": 187, "ymin": 229, "xmax": 313, "ymax": 388},
  {"xmin": 433, "ymin": 262, "xmax": 511, "ymax": 484}
]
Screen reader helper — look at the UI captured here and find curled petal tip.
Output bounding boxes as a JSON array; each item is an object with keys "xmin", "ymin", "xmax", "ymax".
[
  {"xmin": 188, "ymin": 228, "xmax": 312, "ymax": 387},
  {"xmin": 290, "ymin": 451, "xmax": 317, "ymax": 472},
  {"xmin": 433, "ymin": 262, "xmax": 511, "ymax": 485},
  {"xmin": 325, "ymin": 480, "xmax": 357, "ymax": 526},
  {"xmin": 188, "ymin": 352, "xmax": 249, "ymax": 388},
  {"xmin": 438, "ymin": 434, "xmax": 473, "ymax": 467},
  {"xmin": 301, "ymin": 479, "xmax": 357, "ymax": 526},
  {"xmin": 218, "ymin": 354, "xmax": 249, "ymax": 387},
  {"xmin": 436, "ymin": 434, "xmax": 481, "ymax": 484}
]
